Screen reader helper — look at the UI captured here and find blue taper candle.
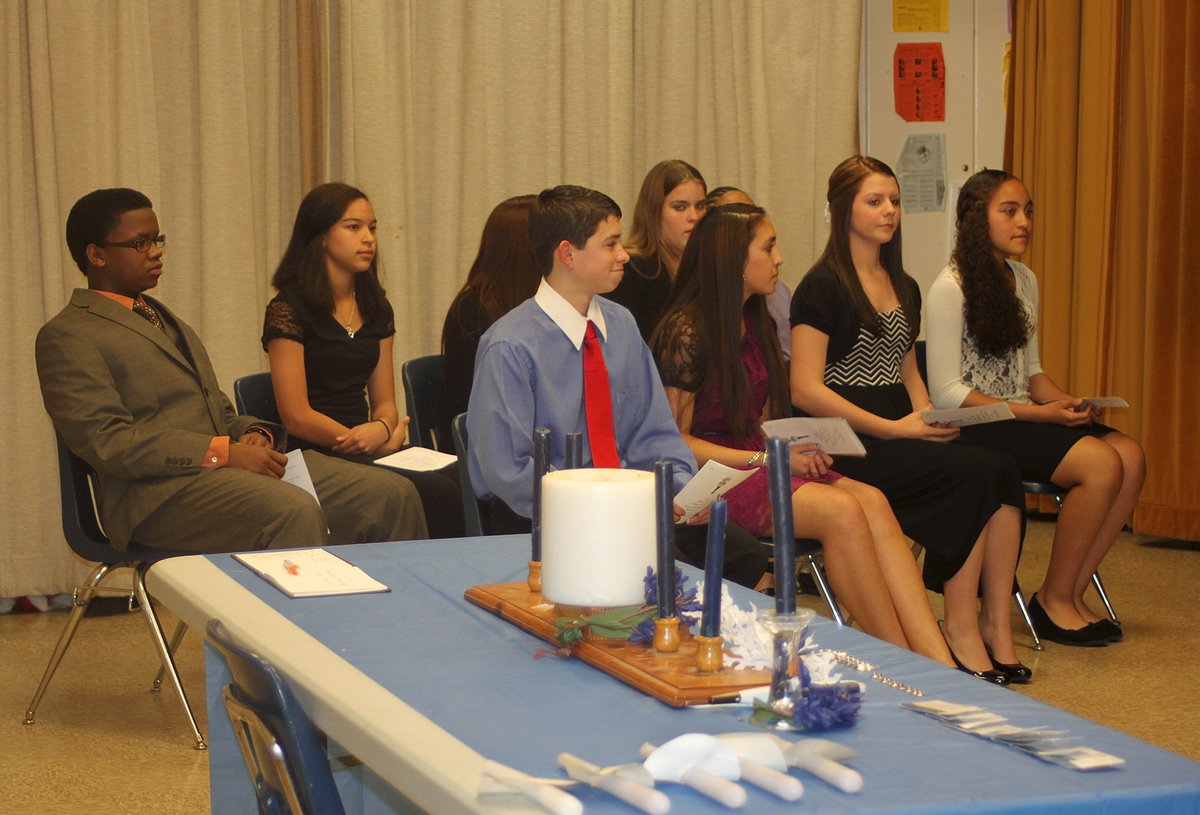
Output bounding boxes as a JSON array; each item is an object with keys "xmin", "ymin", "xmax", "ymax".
[
  {"xmin": 565, "ymin": 431, "xmax": 583, "ymax": 469},
  {"xmin": 700, "ymin": 499, "xmax": 726, "ymax": 637},
  {"xmin": 530, "ymin": 428, "xmax": 551, "ymax": 561},
  {"xmin": 767, "ymin": 436, "xmax": 796, "ymax": 614},
  {"xmin": 654, "ymin": 461, "xmax": 676, "ymax": 619}
]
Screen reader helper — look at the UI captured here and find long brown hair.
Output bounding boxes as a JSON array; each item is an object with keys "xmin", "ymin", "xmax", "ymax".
[
  {"xmin": 626, "ymin": 159, "xmax": 706, "ymax": 277},
  {"xmin": 271, "ymin": 183, "xmax": 388, "ymax": 321},
  {"xmin": 442, "ymin": 195, "xmax": 538, "ymax": 347},
  {"xmin": 953, "ymin": 169, "xmax": 1029, "ymax": 357},
  {"xmin": 811, "ymin": 156, "xmax": 919, "ymax": 341},
  {"xmin": 652, "ymin": 204, "xmax": 788, "ymax": 440}
]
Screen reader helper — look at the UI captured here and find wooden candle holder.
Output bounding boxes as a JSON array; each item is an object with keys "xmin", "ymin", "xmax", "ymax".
[
  {"xmin": 653, "ymin": 617, "xmax": 682, "ymax": 653},
  {"xmin": 694, "ymin": 634, "xmax": 725, "ymax": 672}
]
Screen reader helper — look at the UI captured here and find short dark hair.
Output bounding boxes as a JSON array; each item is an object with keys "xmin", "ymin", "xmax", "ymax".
[
  {"xmin": 528, "ymin": 185, "xmax": 621, "ymax": 276},
  {"xmin": 65, "ymin": 188, "xmax": 154, "ymax": 273}
]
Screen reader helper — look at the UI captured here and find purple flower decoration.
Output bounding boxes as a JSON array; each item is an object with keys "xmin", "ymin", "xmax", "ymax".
[
  {"xmin": 631, "ymin": 567, "xmax": 702, "ymax": 642},
  {"xmin": 789, "ymin": 682, "xmax": 862, "ymax": 731}
]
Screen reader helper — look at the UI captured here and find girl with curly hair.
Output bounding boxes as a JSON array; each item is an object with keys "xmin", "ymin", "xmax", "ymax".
[{"xmin": 925, "ymin": 169, "xmax": 1146, "ymax": 646}]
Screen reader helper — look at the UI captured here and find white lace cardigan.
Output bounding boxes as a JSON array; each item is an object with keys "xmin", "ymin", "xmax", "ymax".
[{"xmin": 924, "ymin": 259, "xmax": 1044, "ymax": 409}]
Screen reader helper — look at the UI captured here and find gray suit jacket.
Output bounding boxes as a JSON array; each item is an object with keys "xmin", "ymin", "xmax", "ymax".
[{"xmin": 36, "ymin": 288, "xmax": 265, "ymax": 549}]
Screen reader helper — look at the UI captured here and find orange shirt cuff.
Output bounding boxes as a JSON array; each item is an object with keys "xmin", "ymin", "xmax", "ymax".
[{"xmin": 204, "ymin": 436, "xmax": 230, "ymax": 467}]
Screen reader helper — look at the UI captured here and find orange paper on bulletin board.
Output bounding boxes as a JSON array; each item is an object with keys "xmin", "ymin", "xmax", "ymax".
[{"xmin": 894, "ymin": 43, "xmax": 945, "ymax": 122}]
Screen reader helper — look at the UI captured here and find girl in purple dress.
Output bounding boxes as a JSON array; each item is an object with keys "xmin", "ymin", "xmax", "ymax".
[{"xmin": 651, "ymin": 203, "xmax": 955, "ymax": 667}]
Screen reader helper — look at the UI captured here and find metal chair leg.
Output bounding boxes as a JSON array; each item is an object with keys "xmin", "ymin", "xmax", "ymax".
[
  {"xmin": 1091, "ymin": 571, "xmax": 1119, "ymax": 625},
  {"xmin": 1013, "ymin": 590, "xmax": 1044, "ymax": 651},
  {"xmin": 151, "ymin": 619, "xmax": 189, "ymax": 692},
  {"xmin": 24, "ymin": 563, "xmax": 113, "ymax": 725},
  {"xmin": 804, "ymin": 553, "xmax": 846, "ymax": 627},
  {"xmin": 133, "ymin": 564, "xmax": 207, "ymax": 750}
]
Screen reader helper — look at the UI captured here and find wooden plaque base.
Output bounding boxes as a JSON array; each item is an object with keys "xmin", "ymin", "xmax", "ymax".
[{"xmin": 464, "ymin": 582, "xmax": 772, "ymax": 707}]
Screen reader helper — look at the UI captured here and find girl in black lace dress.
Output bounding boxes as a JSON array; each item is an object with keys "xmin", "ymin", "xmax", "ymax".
[
  {"xmin": 790, "ymin": 157, "xmax": 1029, "ymax": 684},
  {"xmin": 262, "ymin": 183, "xmax": 462, "ymax": 537}
]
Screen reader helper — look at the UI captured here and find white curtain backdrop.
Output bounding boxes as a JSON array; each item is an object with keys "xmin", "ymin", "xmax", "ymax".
[
  {"xmin": 3, "ymin": 0, "xmax": 859, "ymax": 598},
  {"xmin": 5, "ymin": 0, "xmax": 302, "ymax": 597}
]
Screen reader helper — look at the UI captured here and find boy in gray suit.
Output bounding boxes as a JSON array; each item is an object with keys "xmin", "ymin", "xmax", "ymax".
[{"xmin": 36, "ymin": 188, "xmax": 426, "ymax": 552}]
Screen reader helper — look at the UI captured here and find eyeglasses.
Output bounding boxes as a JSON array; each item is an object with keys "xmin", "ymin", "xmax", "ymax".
[{"xmin": 103, "ymin": 235, "xmax": 167, "ymax": 253}]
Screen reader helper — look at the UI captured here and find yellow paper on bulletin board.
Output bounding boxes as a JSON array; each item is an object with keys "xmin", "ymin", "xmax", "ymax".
[{"xmin": 893, "ymin": 0, "xmax": 949, "ymax": 33}]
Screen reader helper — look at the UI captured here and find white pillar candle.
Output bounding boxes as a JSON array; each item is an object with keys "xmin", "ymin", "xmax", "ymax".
[{"xmin": 540, "ymin": 469, "xmax": 656, "ymax": 607}]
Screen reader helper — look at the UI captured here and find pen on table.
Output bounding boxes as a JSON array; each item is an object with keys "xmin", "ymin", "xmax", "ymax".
[
  {"xmin": 283, "ymin": 559, "xmax": 300, "ymax": 575},
  {"xmin": 704, "ymin": 685, "xmax": 770, "ymax": 705}
]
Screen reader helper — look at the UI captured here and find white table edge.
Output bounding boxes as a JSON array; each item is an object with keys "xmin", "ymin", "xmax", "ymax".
[{"xmin": 147, "ymin": 555, "xmax": 540, "ymax": 815}]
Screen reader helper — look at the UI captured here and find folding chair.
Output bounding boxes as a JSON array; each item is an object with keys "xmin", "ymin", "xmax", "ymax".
[
  {"xmin": 206, "ymin": 619, "xmax": 345, "ymax": 815},
  {"xmin": 23, "ymin": 436, "xmax": 206, "ymax": 748}
]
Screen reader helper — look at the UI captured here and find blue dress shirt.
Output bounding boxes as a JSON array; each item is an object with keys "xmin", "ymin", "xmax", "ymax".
[{"xmin": 466, "ymin": 279, "xmax": 696, "ymax": 517}]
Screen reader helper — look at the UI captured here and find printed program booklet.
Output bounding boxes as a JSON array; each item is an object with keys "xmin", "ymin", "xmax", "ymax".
[{"xmin": 233, "ymin": 548, "xmax": 389, "ymax": 598}]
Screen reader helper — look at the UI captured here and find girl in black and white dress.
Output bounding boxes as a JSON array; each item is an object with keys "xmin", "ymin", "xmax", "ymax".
[{"xmin": 791, "ymin": 156, "xmax": 1028, "ymax": 684}]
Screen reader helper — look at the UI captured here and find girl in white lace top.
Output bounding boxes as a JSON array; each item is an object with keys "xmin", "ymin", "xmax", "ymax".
[{"xmin": 926, "ymin": 170, "xmax": 1146, "ymax": 646}]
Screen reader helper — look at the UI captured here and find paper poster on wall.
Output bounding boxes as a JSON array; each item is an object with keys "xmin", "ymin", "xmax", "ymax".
[
  {"xmin": 894, "ymin": 43, "xmax": 946, "ymax": 122},
  {"xmin": 896, "ymin": 134, "xmax": 946, "ymax": 213},
  {"xmin": 892, "ymin": 0, "xmax": 949, "ymax": 33}
]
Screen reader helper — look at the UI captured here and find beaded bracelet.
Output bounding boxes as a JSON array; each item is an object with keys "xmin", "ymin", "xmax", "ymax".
[{"xmin": 243, "ymin": 425, "xmax": 274, "ymax": 446}]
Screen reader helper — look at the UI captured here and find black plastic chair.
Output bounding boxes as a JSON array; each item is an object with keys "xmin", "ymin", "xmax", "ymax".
[
  {"xmin": 451, "ymin": 412, "xmax": 492, "ymax": 536},
  {"xmin": 206, "ymin": 619, "xmax": 346, "ymax": 815},
  {"xmin": 234, "ymin": 372, "xmax": 281, "ymax": 423},
  {"xmin": 401, "ymin": 355, "xmax": 445, "ymax": 451},
  {"xmin": 23, "ymin": 436, "xmax": 207, "ymax": 748}
]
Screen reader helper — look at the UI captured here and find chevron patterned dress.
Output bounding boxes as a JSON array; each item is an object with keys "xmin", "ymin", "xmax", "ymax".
[{"xmin": 792, "ymin": 265, "xmax": 1024, "ymax": 591}]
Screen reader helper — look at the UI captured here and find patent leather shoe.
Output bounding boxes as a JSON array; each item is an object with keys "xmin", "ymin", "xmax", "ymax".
[
  {"xmin": 984, "ymin": 645, "xmax": 1032, "ymax": 683},
  {"xmin": 939, "ymin": 622, "xmax": 1010, "ymax": 686},
  {"xmin": 1029, "ymin": 594, "xmax": 1109, "ymax": 647}
]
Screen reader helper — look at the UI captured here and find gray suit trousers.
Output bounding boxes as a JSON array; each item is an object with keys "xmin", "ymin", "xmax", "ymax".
[{"xmin": 132, "ymin": 449, "xmax": 428, "ymax": 552}]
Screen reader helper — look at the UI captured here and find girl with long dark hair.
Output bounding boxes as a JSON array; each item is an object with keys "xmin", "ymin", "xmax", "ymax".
[
  {"xmin": 925, "ymin": 169, "xmax": 1145, "ymax": 645},
  {"xmin": 263, "ymin": 183, "xmax": 461, "ymax": 537},
  {"xmin": 651, "ymin": 204, "xmax": 956, "ymax": 663}
]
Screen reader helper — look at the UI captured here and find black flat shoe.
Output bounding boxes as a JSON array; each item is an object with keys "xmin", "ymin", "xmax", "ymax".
[
  {"xmin": 940, "ymin": 622, "xmax": 1011, "ymax": 686},
  {"xmin": 1087, "ymin": 618, "xmax": 1123, "ymax": 642},
  {"xmin": 984, "ymin": 645, "xmax": 1033, "ymax": 683},
  {"xmin": 1029, "ymin": 594, "xmax": 1109, "ymax": 647}
]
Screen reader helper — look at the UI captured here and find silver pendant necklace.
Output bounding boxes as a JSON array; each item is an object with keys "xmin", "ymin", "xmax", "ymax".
[{"xmin": 339, "ymin": 296, "xmax": 358, "ymax": 338}]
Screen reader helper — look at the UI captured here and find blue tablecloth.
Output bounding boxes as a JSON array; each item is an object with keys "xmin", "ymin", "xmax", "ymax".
[{"xmin": 201, "ymin": 535, "xmax": 1200, "ymax": 814}]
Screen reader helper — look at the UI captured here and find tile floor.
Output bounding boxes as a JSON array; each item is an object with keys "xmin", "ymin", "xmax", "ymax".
[{"xmin": 2, "ymin": 517, "xmax": 1198, "ymax": 813}]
